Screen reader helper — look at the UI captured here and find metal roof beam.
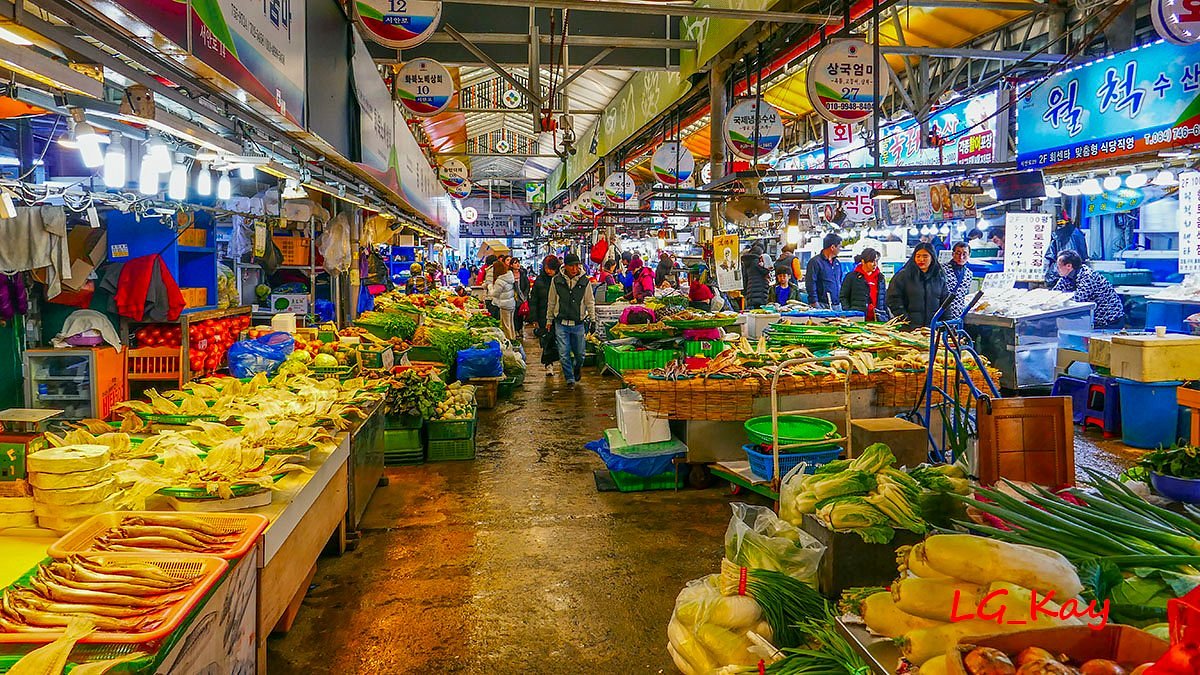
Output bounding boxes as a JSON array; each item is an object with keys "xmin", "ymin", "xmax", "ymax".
[
  {"xmin": 902, "ymin": 0, "xmax": 1057, "ymax": 10},
  {"xmin": 423, "ymin": 33, "xmax": 697, "ymax": 50},
  {"xmin": 443, "ymin": 24, "xmax": 543, "ymax": 105},
  {"xmin": 448, "ymin": 108, "xmax": 604, "ymax": 115},
  {"xmin": 559, "ymin": 47, "xmax": 616, "ymax": 89},
  {"xmin": 879, "ymin": 45, "xmax": 1077, "ymax": 64},
  {"xmin": 444, "ymin": 0, "xmax": 835, "ymax": 24}
]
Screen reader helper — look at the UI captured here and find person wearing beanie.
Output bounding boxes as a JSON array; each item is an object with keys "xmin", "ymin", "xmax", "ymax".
[
  {"xmin": 886, "ymin": 242, "xmax": 949, "ymax": 329},
  {"xmin": 405, "ymin": 263, "xmax": 428, "ymax": 295},
  {"xmin": 805, "ymin": 233, "xmax": 844, "ymax": 309},
  {"xmin": 545, "ymin": 252, "xmax": 595, "ymax": 387}
]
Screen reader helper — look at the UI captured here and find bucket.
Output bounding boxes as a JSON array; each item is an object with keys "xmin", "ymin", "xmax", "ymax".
[{"xmin": 1117, "ymin": 379, "xmax": 1183, "ymax": 449}]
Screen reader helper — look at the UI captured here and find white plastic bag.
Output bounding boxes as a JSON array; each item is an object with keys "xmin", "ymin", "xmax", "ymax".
[
  {"xmin": 777, "ymin": 463, "xmax": 812, "ymax": 526},
  {"xmin": 319, "ymin": 212, "xmax": 352, "ymax": 274},
  {"xmin": 667, "ymin": 575, "xmax": 771, "ymax": 675},
  {"xmin": 724, "ymin": 503, "xmax": 823, "ymax": 583}
]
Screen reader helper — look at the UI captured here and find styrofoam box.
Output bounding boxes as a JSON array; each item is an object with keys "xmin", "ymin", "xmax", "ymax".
[
  {"xmin": 615, "ymin": 388, "xmax": 671, "ymax": 445},
  {"xmin": 744, "ymin": 312, "xmax": 781, "ymax": 338}
]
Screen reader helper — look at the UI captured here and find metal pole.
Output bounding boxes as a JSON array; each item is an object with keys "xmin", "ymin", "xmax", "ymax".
[{"xmin": 708, "ymin": 63, "xmax": 727, "ymax": 232}]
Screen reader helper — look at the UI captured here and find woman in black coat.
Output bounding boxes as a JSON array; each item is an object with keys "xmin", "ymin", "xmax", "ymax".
[
  {"xmin": 886, "ymin": 242, "xmax": 949, "ymax": 329},
  {"xmin": 529, "ymin": 255, "xmax": 561, "ymax": 373},
  {"xmin": 740, "ymin": 244, "xmax": 771, "ymax": 310}
]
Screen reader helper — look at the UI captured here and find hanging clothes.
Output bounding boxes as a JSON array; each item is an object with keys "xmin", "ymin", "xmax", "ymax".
[
  {"xmin": 99, "ymin": 254, "xmax": 185, "ymax": 322},
  {"xmin": 0, "ymin": 206, "xmax": 70, "ymax": 297}
]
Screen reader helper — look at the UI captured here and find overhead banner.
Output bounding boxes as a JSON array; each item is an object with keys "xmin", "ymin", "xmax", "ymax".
[
  {"xmin": 1179, "ymin": 171, "xmax": 1200, "ymax": 274},
  {"xmin": 352, "ymin": 0, "xmax": 441, "ymax": 49},
  {"xmin": 1004, "ymin": 212, "xmax": 1053, "ymax": 281},
  {"xmin": 726, "ymin": 99, "xmax": 784, "ymax": 160},
  {"xmin": 396, "ymin": 58, "xmax": 454, "ymax": 117},
  {"xmin": 351, "ymin": 31, "xmax": 394, "ymax": 173},
  {"xmin": 807, "ymin": 39, "xmax": 892, "ymax": 124},
  {"xmin": 913, "ymin": 181, "xmax": 978, "ymax": 224},
  {"xmin": 1017, "ymin": 40, "xmax": 1200, "ymax": 169},
  {"xmin": 680, "ymin": 0, "xmax": 783, "ymax": 77},
  {"xmin": 460, "ymin": 214, "xmax": 535, "ymax": 239},
  {"xmin": 712, "ymin": 234, "xmax": 741, "ymax": 291}
]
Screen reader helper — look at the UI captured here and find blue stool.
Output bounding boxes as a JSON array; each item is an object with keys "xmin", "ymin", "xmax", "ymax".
[
  {"xmin": 1051, "ymin": 375, "xmax": 1089, "ymax": 424},
  {"xmin": 1084, "ymin": 375, "xmax": 1121, "ymax": 438}
]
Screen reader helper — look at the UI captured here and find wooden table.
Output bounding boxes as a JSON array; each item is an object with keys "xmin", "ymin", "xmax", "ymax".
[{"xmin": 1179, "ymin": 387, "xmax": 1200, "ymax": 446}]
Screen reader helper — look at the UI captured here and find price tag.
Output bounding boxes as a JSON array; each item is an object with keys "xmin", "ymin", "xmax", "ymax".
[
  {"xmin": 110, "ymin": 243, "xmax": 128, "ymax": 259},
  {"xmin": 982, "ymin": 272, "xmax": 1016, "ymax": 290},
  {"xmin": 253, "ymin": 221, "xmax": 267, "ymax": 258}
]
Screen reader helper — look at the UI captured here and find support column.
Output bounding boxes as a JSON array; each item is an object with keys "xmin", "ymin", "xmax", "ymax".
[{"xmin": 707, "ymin": 63, "xmax": 727, "ymax": 244}]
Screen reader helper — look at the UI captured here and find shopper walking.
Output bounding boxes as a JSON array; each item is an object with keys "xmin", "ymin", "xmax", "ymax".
[
  {"xmin": 530, "ymin": 255, "xmax": 561, "ymax": 375},
  {"xmin": 1053, "ymin": 251, "xmax": 1125, "ymax": 329},
  {"xmin": 741, "ymin": 244, "xmax": 771, "ymax": 309},
  {"xmin": 805, "ymin": 233, "xmax": 844, "ymax": 309},
  {"xmin": 944, "ymin": 242, "xmax": 975, "ymax": 319},
  {"xmin": 546, "ymin": 253, "xmax": 595, "ymax": 388},
  {"xmin": 840, "ymin": 247, "xmax": 888, "ymax": 321},
  {"xmin": 490, "ymin": 258, "xmax": 518, "ymax": 340},
  {"xmin": 886, "ymin": 242, "xmax": 949, "ymax": 329}
]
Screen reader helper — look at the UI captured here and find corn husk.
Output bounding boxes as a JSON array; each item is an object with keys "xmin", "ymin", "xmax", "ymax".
[{"xmin": 26, "ymin": 445, "xmax": 109, "ymax": 474}]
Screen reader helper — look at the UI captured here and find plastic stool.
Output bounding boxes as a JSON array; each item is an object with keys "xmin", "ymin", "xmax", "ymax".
[
  {"xmin": 1051, "ymin": 375, "xmax": 1089, "ymax": 424},
  {"xmin": 1083, "ymin": 375, "xmax": 1121, "ymax": 438}
]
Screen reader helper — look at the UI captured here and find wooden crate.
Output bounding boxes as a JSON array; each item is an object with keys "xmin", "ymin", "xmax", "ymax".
[{"xmin": 976, "ymin": 395, "xmax": 1073, "ymax": 490}]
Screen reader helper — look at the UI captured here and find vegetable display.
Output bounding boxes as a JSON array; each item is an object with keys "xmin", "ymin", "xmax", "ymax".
[
  {"xmin": 434, "ymin": 382, "xmax": 476, "ymax": 420},
  {"xmin": 384, "ymin": 370, "xmax": 447, "ymax": 419},
  {"xmin": 428, "ymin": 325, "xmax": 473, "ymax": 364},
  {"xmin": 1134, "ymin": 445, "xmax": 1200, "ymax": 480},
  {"xmin": 355, "ymin": 311, "xmax": 418, "ymax": 341},
  {"xmin": 954, "ymin": 643, "xmax": 1160, "ymax": 675}
]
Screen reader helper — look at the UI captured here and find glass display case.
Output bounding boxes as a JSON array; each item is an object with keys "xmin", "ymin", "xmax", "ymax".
[{"xmin": 23, "ymin": 347, "xmax": 125, "ymax": 426}]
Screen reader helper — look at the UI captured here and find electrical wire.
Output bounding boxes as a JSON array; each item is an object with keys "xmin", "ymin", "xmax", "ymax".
[{"xmin": 15, "ymin": 115, "xmax": 62, "ymax": 182}]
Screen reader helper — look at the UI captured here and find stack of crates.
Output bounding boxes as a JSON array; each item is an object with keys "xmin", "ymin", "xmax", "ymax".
[
  {"xmin": 425, "ymin": 408, "xmax": 478, "ymax": 461},
  {"xmin": 384, "ymin": 413, "xmax": 424, "ymax": 466}
]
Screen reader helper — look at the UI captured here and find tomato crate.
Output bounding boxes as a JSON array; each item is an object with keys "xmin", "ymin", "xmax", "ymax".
[
  {"xmin": 610, "ymin": 469, "xmax": 683, "ymax": 492},
  {"xmin": 426, "ymin": 438, "xmax": 475, "ymax": 461},
  {"xmin": 272, "ymin": 235, "xmax": 311, "ymax": 267},
  {"xmin": 128, "ymin": 346, "xmax": 181, "ymax": 381},
  {"xmin": 180, "ymin": 287, "xmax": 207, "ymax": 308},
  {"xmin": 426, "ymin": 410, "xmax": 477, "ymax": 441},
  {"xmin": 602, "ymin": 345, "xmax": 679, "ymax": 374}
]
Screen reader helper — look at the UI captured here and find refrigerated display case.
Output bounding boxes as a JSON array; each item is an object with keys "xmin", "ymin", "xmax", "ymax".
[{"xmin": 23, "ymin": 347, "xmax": 125, "ymax": 426}]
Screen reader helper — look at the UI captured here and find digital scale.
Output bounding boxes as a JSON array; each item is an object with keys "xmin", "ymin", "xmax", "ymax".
[{"xmin": 0, "ymin": 408, "xmax": 62, "ymax": 480}]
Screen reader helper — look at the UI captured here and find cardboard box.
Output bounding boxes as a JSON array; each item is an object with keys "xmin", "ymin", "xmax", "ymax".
[
  {"xmin": 1110, "ymin": 334, "xmax": 1200, "ymax": 382},
  {"xmin": 270, "ymin": 294, "xmax": 309, "ymax": 315},
  {"xmin": 947, "ymin": 625, "xmax": 1168, "ymax": 674},
  {"xmin": 1088, "ymin": 334, "xmax": 1113, "ymax": 369}
]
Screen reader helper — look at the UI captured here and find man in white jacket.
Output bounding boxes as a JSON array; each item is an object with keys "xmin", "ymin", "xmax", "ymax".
[{"xmin": 545, "ymin": 253, "xmax": 595, "ymax": 388}]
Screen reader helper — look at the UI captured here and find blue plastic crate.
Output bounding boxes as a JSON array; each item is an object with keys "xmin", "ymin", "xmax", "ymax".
[{"xmin": 743, "ymin": 444, "xmax": 842, "ymax": 481}]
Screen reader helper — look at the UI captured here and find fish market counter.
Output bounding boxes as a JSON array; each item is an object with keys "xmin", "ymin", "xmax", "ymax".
[{"xmin": 964, "ymin": 304, "xmax": 1094, "ymax": 390}]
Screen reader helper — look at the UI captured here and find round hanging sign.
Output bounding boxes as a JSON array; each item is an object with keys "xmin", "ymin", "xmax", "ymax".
[
  {"xmin": 495, "ymin": 139, "xmax": 511, "ymax": 153},
  {"xmin": 397, "ymin": 58, "xmax": 454, "ymax": 117},
  {"xmin": 461, "ymin": 206, "xmax": 478, "ymax": 223},
  {"xmin": 449, "ymin": 179, "xmax": 471, "ymax": 200},
  {"xmin": 604, "ymin": 172, "xmax": 636, "ymax": 205},
  {"xmin": 1153, "ymin": 0, "xmax": 1200, "ymax": 44},
  {"xmin": 807, "ymin": 39, "xmax": 892, "ymax": 123},
  {"xmin": 590, "ymin": 185, "xmax": 606, "ymax": 210},
  {"xmin": 838, "ymin": 182, "xmax": 875, "ymax": 224},
  {"xmin": 651, "ymin": 141, "xmax": 695, "ymax": 186},
  {"xmin": 438, "ymin": 158, "xmax": 468, "ymax": 189},
  {"xmin": 725, "ymin": 99, "xmax": 784, "ymax": 160},
  {"xmin": 699, "ymin": 162, "xmax": 712, "ymax": 186},
  {"xmin": 353, "ymin": 0, "xmax": 442, "ymax": 50},
  {"xmin": 501, "ymin": 89, "xmax": 523, "ymax": 109}
]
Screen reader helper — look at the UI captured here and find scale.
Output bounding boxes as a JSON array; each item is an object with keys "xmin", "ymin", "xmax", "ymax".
[{"xmin": 0, "ymin": 408, "xmax": 63, "ymax": 480}]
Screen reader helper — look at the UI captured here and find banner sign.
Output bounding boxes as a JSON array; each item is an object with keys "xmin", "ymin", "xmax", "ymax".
[
  {"xmin": 1082, "ymin": 187, "xmax": 1147, "ymax": 217},
  {"xmin": 460, "ymin": 214, "xmax": 535, "ymax": 239},
  {"xmin": 914, "ymin": 181, "xmax": 979, "ymax": 224},
  {"xmin": 1004, "ymin": 212, "xmax": 1054, "ymax": 281},
  {"xmin": 396, "ymin": 58, "xmax": 453, "ymax": 117},
  {"xmin": 1179, "ymin": 171, "xmax": 1200, "ymax": 274},
  {"xmin": 525, "ymin": 182, "xmax": 545, "ymax": 206},
  {"xmin": 712, "ymin": 234, "xmax": 741, "ymax": 291},
  {"xmin": 807, "ymin": 39, "xmax": 891, "ymax": 124},
  {"xmin": 1017, "ymin": 40, "xmax": 1200, "ymax": 169},
  {"xmin": 352, "ymin": 31, "xmax": 394, "ymax": 173},
  {"xmin": 352, "ymin": 0, "xmax": 441, "ymax": 49},
  {"xmin": 1153, "ymin": 0, "xmax": 1200, "ymax": 45}
]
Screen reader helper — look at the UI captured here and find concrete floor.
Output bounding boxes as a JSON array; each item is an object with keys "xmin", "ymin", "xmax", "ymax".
[
  {"xmin": 267, "ymin": 345, "xmax": 1149, "ymax": 674},
  {"xmin": 267, "ymin": 354, "xmax": 760, "ymax": 674}
]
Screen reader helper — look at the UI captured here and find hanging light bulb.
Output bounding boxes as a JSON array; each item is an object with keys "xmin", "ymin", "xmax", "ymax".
[
  {"xmin": 921, "ymin": 226, "xmax": 933, "ymax": 236},
  {"xmin": 168, "ymin": 163, "xmax": 187, "ymax": 201},
  {"xmin": 1080, "ymin": 177, "xmax": 1103, "ymax": 195},
  {"xmin": 73, "ymin": 121, "xmax": 105, "ymax": 169},
  {"xmin": 145, "ymin": 138, "xmax": 171, "ymax": 174},
  {"xmin": 1125, "ymin": 172, "xmax": 1149, "ymax": 189},
  {"xmin": 137, "ymin": 159, "xmax": 158, "ymax": 195},
  {"xmin": 102, "ymin": 142, "xmax": 126, "ymax": 189},
  {"xmin": 196, "ymin": 164, "xmax": 212, "ymax": 196},
  {"xmin": 892, "ymin": 226, "xmax": 905, "ymax": 237},
  {"xmin": 1044, "ymin": 183, "xmax": 1062, "ymax": 198},
  {"xmin": 1103, "ymin": 174, "xmax": 1122, "ymax": 191},
  {"xmin": 939, "ymin": 225, "xmax": 951, "ymax": 236},
  {"xmin": 1152, "ymin": 169, "xmax": 1177, "ymax": 187},
  {"xmin": 908, "ymin": 227, "xmax": 919, "ymax": 235},
  {"xmin": 956, "ymin": 222, "xmax": 968, "ymax": 233},
  {"xmin": 216, "ymin": 171, "xmax": 232, "ymax": 200},
  {"xmin": 237, "ymin": 163, "xmax": 255, "ymax": 180},
  {"xmin": 785, "ymin": 223, "xmax": 801, "ymax": 245}
]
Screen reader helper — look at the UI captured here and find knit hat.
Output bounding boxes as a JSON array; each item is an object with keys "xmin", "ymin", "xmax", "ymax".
[{"xmin": 563, "ymin": 253, "xmax": 582, "ymax": 266}]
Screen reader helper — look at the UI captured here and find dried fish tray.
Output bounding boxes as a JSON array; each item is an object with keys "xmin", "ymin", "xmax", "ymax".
[{"xmin": 48, "ymin": 511, "xmax": 268, "ymax": 561}]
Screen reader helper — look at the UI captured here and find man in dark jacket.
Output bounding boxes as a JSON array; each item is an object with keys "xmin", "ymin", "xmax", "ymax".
[
  {"xmin": 805, "ymin": 233, "xmax": 844, "ymax": 308},
  {"xmin": 1043, "ymin": 214, "xmax": 1089, "ymax": 285},
  {"xmin": 886, "ymin": 242, "xmax": 949, "ymax": 329},
  {"xmin": 655, "ymin": 251, "xmax": 676, "ymax": 288},
  {"xmin": 741, "ymin": 244, "xmax": 771, "ymax": 309},
  {"xmin": 530, "ymin": 255, "xmax": 561, "ymax": 375},
  {"xmin": 545, "ymin": 253, "xmax": 594, "ymax": 388},
  {"xmin": 840, "ymin": 247, "xmax": 887, "ymax": 321}
]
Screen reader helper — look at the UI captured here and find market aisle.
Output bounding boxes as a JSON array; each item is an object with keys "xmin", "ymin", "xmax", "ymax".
[{"xmin": 268, "ymin": 341, "xmax": 754, "ymax": 674}]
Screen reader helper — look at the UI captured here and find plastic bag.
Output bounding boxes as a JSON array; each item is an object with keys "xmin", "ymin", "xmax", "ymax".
[
  {"xmin": 227, "ymin": 332, "xmax": 295, "ymax": 378},
  {"xmin": 585, "ymin": 436, "xmax": 683, "ymax": 477},
  {"xmin": 724, "ymin": 503, "xmax": 823, "ymax": 583},
  {"xmin": 228, "ymin": 216, "xmax": 252, "ymax": 258},
  {"xmin": 667, "ymin": 575, "xmax": 772, "ymax": 675},
  {"xmin": 319, "ymin": 212, "xmax": 352, "ymax": 274},
  {"xmin": 777, "ymin": 463, "xmax": 812, "ymax": 526},
  {"xmin": 456, "ymin": 340, "xmax": 503, "ymax": 380},
  {"xmin": 217, "ymin": 264, "xmax": 236, "ymax": 309}
]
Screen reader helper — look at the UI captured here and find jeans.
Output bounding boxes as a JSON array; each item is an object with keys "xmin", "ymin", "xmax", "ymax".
[{"xmin": 555, "ymin": 322, "xmax": 587, "ymax": 383}]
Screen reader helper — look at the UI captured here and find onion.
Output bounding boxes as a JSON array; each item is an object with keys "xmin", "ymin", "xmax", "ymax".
[
  {"xmin": 965, "ymin": 647, "xmax": 1017, "ymax": 675},
  {"xmin": 1016, "ymin": 660, "xmax": 1075, "ymax": 675},
  {"xmin": 1017, "ymin": 648, "xmax": 1057, "ymax": 666},
  {"xmin": 1079, "ymin": 660, "xmax": 1126, "ymax": 675}
]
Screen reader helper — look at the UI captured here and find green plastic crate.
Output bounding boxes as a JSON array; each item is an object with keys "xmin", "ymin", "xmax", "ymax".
[
  {"xmin": 386, "ymin": 413, "xmax": 423, "ymax": 430},
  {"xmin": 309, "ymin": 363, "xmax": 360, "ymax": 381},
  {"xmin": 384, "ymin": 447, "xmax": 425, "ymax": 466},
  {"xmin": 427, "ymin": 438, "xmax": 476, "ymax": 461},
  {"xmin": 426, "ymin": 411, "xmax": 477, "ymax": 441},
  {"xmin": 610, "ymin": 469, "xmax": 683, "ymax": 492},
  {"xmin": 385, "ymin": 428, "xmax": 422, "ymax": 450},
  {"xmin": 683, "ymin": 340, "xmax": 731, "ymax": 358},
  {"xmin": 602, "ymin": 345, "xmax": 679, "ymax": 374},
  {"xmin": 407, "ymin": 345, "xmax": 448, "ymax": 363}
]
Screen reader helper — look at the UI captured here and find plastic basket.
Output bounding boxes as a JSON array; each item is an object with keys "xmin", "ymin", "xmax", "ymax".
[
  {"xmin": 683, "ymin": 340, "xmax": 731, "ymax": 358},
  {"xmin": 309, "ymin": 363, "xmax": 360, "ymax": 381},
  {"xmin": 178, "ymin": 228, "xmax": 208, "ymax": 248},
  {"xmin": 272, "ymin": 235, "xmax": 311, "ymax": 266},
  {"xmin": 179, "ymin": 287, "xmax": 208, "ymax": 308},
  {"xmin": 385, "ymin": 428, "xmax": 422, "ymax": 451},
  {"xmin": 128, "ymin": 346, "xmax": 181, "ymax": 380},
  {"xmin": 407, "ymin": 345, "xmax": 447, "ymax": 363},
  {"xmin": 386, "ymin": 413, "xmax": 423, "ymax": 430},
  {"xmin": 0, "ymin": 553, "xmax": 228, "ymax": 644},
  {"xmin": 384, "ymin": 447, "xmax": 425, "ymax": 466},
  {"xmin": 743, "ymin": 444, "xmax": 843, "ymax": 481},
  {"xmin": 358, "ymin": 345, "xmax": 393, "ymax": 370},
  {"xmin": 427, "ymin": 410, "xmax": 477, "ymax": 440},
  {"xmin": 48, "ymin": 511, "xmax": 268, "ymax": 561},
  {"xmin": 427, "ymin": 438, "xmax": 476, "ymax": 461},
  {"xmin": 744, "ymin": 415, "xmax": 839, "ymax": 448},
  {"xmin": 602, "ymin": 345, "xmax": 679, "ymax": 374},
  {"xmin": 136, "ymin": 411, "xmax": 221, "ymax": 425},
  {"xmin": 610, "ymin": 469, "xmax": 683, "ymax": 492}
]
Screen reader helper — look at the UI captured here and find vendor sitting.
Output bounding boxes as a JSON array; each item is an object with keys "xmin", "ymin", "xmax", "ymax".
[
  {"xmin": 687, "ymin": 264, "xmax": 716, "ymax": 310},
  {"xmin": 772, "ymin": 270, "xmax": 802, "ymax": 305},
  {"xmin": 405, "ymin": 263, "xmax": 428, "ymax": 295},
  {"xmin": 1052, "ymin": 251, "xmax": 1125, "ymax": 329}
]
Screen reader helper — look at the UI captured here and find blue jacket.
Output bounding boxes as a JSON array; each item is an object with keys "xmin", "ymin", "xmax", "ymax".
[{"xmin": 805, "ymin": 254, "xmax": 844, "ymax": 307}]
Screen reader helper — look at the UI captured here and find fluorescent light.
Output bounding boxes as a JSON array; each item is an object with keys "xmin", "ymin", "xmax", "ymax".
[
  {"xmin": 102, "ymin": 143, "xmax": 126, "ymax": 188},
  {"xmin": 196, "ymin": 165, "xmax": 212, "ymax": 196},
  {"xmin": 237, "ymin": 163, "xmax": 255, "ymax": 180},
  {"xmin": 1102, "ymin": 175, "xmax": 1121, "ymax": 191},
  {"xmin": 281, "ymin": 179, "xmax": 306, "ymax": 200},
  {"xmin": 1059, "ymin": 182, "xmax": 1082, "ymax": 196},
  {"xmin": 1044, "ymin": 183, "xmax": 1061, "ymax": 198},
  {"xmin": 216, "ymin": 171, "xmax": 231, "ymax": 200},
  {"xmin": 137, "ymin": 159, "xmax": 158, "ymax": 195},
  {"xmin": 145, "ymin": 139, "xmax": 171, "ymax": 174},
  {"xmin": 74, "ymin": 121, "xmax": 104, "ymax": 169},
  {"xmin": 0, "ymin": 26, "xmax": 32, "ymax": 46},
  {"xmin": 1125, "ymin": 172, "xmax": 1148, "ymax": 189},
  {"xmin": 1152, "ymin": 169, "xmax": 1177, "ymax": 187},
  {"xmin": 168, "ymin": 163, "xmax": 187, "ymax": 200},
  {"xmin": 784, "ymin": 224, "xmax": 801, "ymax": 245},
  {"xmin": 1080, "ymin": 178, "xmax": 1103, "ymax": 195}
]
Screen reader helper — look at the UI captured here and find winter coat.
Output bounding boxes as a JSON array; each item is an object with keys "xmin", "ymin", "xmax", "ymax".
[
  {"xmin": 1054, "ymin": 266, "xmax": 1125, "ymax": 329},
  {"xmin": 741, "ymin": 253, "xmax": 771, "ymax": 309},
  {"xmin": 944, "ymin": 263, "xmax": 975, "ymax": 319},
  {"xmin": 886, "ymin": 263, "xmax": 949, "ymax": 329},
  {"xmin": 633, "ymin": 267, "xmax": 657, "ymax": 302},
  {"xmin": 490, "ymin": 271, "xmax": 517, "ymax": 310},
  {"xmin": 840, "ymin": 265, "xmax": 888, "ymax": 321},
  {"xmin": 655, "ymin": 256, "xmax": 675, "ymax": 287},
  {"xmin": 1043, "ymin": 226, "xmax": 1089, "ymax": 284},
  {"xmin": 530, "ymin": 272, "xmax": 555, "ymax": 328},
  {"xmin": 805, "ymin": 254, "xmax": 845, "ymax": 308},
  {"xmin": 773, "ymin": 253, "xmax": 803, "ymax": 281}
]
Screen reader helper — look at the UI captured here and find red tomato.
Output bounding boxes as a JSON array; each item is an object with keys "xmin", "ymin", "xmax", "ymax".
[
  {"xmin": 1150, "ymin": 643, "xmax": 1200, "ymax": 674},
  {"xmin": 147, "ymin": 326, "xmax": 162, "ymax": 339},
  {"xmin": 167, "ymin": 336, "xmax": 181, "ymax": 348},
  {"xmin": 189, "ymin": 355, "xmax": 205, "ymax": 371}
]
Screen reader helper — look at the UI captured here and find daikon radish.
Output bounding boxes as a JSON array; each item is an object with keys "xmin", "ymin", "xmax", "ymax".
[
  {"xmin": 918, "ymin": 534, "xmax": 1083, "ymax": 598},
  {"xmin": 898, "ymin": 542, "xmax": 950, "ymax": 579},
  {"xmin": 694, "ymin": 623, "xmax": 756, "ymax": 666},
  {"xmin": 919, "ymin": 655, "xmax": 949, "ymax": 675},
  {"xmin": 667, "ymin": 642, "xmax": 696, "ymax": 675},
  {"xmin": 901, "ymin": 621, "xmax": 1006, "ymax": 665},
  {"xmin": 892, "ymin": 577, "xmax": 985, "ymax": 622},
  {"xmin": 860, "ymin": 591, "xmax": 943, "ymax": 637},
  {"xmin": 668, "ymin": 618, "xmax": 718, "ymax": 674}
]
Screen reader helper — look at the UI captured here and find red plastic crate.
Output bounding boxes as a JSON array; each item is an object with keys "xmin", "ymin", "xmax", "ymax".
[{"xmin": 272, "ymin": 235, "xmax": 311, "ymax": 266}]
